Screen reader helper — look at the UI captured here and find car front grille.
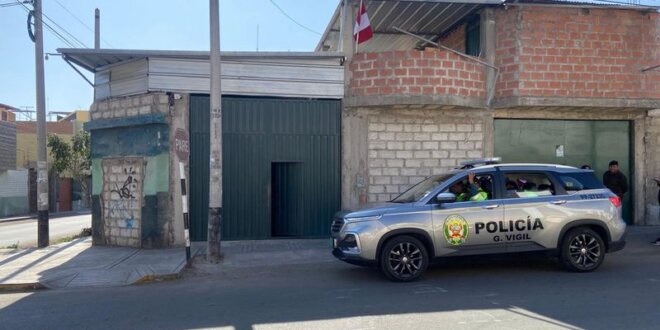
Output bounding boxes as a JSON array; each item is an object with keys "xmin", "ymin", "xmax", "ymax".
[{"xmin": 331, "ymin": 217, "xmax": 345, "ymax": 234}]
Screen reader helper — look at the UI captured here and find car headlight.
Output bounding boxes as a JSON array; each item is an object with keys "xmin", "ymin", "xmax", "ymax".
[{"xmin": 344, "ymin": 215, "xmax": 382, "ymax": 223}]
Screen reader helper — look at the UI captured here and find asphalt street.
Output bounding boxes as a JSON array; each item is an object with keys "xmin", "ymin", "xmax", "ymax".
[
  {"xmin": 0, "ymin": 230, "xmax": 659, "ymax": 330},
  {"xmin": 0, "ymin": 214, "xmax": 91, "ymax": 248}
]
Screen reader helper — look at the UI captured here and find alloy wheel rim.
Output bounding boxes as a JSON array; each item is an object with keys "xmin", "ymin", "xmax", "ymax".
[
  {"xmin": 568, "ymin": 233, "xmax": 601, "ymax": 269},
  {"xmin": 388, "ymin": 242, "xmax": 423, "ymax": 278}
]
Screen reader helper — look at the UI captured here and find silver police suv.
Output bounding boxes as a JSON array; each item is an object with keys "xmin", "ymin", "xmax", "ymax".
[{"xmin": 331, "ymin": 159, "xmax": 626, "ymax": 282}]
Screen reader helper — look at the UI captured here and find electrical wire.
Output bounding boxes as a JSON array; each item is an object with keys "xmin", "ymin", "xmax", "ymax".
[
  {"xmin": 0, "ymin": 2, "xmax": 21, "ymax": 7},
  {"xmin": 268, "ymin": 0, "xmax": 322, "ymax": 36},
  {"xmin": 15, "ymin": 0, "xmax": 81, "ymax": 48},
  {"xmin": 54, "ymin": 0, "xmax": 114, "ymax": 48}
]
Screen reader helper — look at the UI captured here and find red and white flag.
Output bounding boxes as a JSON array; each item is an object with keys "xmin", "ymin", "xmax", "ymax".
[{"xmin": 353, "ymin": 1, "xmax": 373, "ymax": 47}]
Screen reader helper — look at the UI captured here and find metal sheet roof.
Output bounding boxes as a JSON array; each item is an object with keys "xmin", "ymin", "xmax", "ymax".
[
  {"xmin": 56, "ymin": 48, "xmax": 346, "ymax": 72},
  {"xmin": 316, "ymin": 0, "xmax": 502, "ymax": 52}
]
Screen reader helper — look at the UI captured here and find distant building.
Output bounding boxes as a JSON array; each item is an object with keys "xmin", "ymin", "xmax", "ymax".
[{"xmin": 0, "ymin": 103, "xmax": 17, "ymax": 122}]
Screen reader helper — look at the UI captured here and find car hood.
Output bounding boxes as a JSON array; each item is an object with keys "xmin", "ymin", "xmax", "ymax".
[{"xmin": 334, "ymin": 202, "xmax": 410, "ymax": 219}]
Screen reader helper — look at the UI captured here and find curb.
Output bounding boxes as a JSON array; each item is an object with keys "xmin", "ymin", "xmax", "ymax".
[
  {"xmin": 134, "ymin": 273, "xmax": 183, "ymax": 285},
  {"xmin": 0, "ymin": 282, "xmax": 47, "ymax": 292},
  {"xmin": 0, "ymin": 211, "xmax": 92, "ymax": 224}
]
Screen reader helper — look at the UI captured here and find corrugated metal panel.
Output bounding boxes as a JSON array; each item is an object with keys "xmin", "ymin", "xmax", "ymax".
[
  {"xmin": 189, "ymin": 96, "xmax": 210, "ymax": 241},
  {"xmin": 318, "ymin": 1, "xmax": 486, "ymax": 52},
  {"xmin": 189, "ymin": 95, "xmax": 341, "ymax": 240},
  {"xmin": 148, "ymin": 58, "xmax": 344, "ymax": 99},
  {"xmin": 93, "ymin": 58, "xmax": 148, "ymax": 99}
]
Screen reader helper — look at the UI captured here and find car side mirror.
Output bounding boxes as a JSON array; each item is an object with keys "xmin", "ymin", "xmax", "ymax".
[{"xmin": 436, "ymin": 192, "xmax": 456, "ymax": 204}]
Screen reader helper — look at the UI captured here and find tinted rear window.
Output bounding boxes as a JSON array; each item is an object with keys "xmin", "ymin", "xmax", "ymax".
[{"xmin": 557, "ymin": 172, "xmax": 604, "ymax": 192}]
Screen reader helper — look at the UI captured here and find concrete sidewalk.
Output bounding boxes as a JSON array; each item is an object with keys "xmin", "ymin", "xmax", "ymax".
[{"xmin": 0, "ymin": 237, "xmax": 202, "ymax": 290}]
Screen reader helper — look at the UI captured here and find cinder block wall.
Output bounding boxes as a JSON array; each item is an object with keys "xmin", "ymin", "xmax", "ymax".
[
  {"xmin": 366, "ymin": 109, "xmax": 487, "ymax": 202},
  {"xmin": 89, "ymin": 92, "xmax": 185, "ymax": 248}
]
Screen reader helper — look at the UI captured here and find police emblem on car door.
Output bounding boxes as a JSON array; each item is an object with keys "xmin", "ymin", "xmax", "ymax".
[{"xmin": 432, "ymin": 172, "xmax": 506, "ymax": 256}]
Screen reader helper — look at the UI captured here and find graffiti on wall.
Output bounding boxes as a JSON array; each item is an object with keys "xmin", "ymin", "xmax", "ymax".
[{"xmin": 101, "ymin": 158, "xmax": 144, "ymax": 244}]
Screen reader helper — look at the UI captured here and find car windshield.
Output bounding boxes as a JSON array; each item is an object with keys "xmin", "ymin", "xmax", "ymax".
[{"xmin": 391, "ymin": 174, "xmax": 454, "ymax": 203}]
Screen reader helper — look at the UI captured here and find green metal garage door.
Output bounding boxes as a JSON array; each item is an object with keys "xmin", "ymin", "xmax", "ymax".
[
  {"xmin": 189, "ymin": 95, "xmax": 341, "ymax": 240},
  {"xmin": 494, "ymin": 119, "xmax": 633, "ymax": 223}
]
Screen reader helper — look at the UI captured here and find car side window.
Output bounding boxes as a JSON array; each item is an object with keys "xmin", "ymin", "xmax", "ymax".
[
  {"xmin": 440, "ymin": 173, "xmax": 496, "ymax": 202},
  {"xmin": 504, "ymin": 172, "xmax": 556, "ymax": 198}
]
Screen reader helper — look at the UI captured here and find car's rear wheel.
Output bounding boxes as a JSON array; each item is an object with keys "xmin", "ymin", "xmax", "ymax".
[
  {"xmin": 380, "ymin": 235, "xmax": 428, "ymax": 282},
  {"xmin": 560, "ymin": 227, "xmax": 605, "ymax": 272}
]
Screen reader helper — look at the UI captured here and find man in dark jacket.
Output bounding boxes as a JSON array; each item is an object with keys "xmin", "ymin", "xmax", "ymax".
[{"xmin": 603, "ymin": 160, "xmax": 628, "ymax": 198}]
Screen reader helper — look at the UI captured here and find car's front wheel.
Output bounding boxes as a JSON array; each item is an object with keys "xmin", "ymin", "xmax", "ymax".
[
  {"xmin": 380, "ymin": 235, "xmax": 429, "ymax": 282},
  {"xmin": 560, "ymin": 227, "xmax": 605, "ymax": 272}
]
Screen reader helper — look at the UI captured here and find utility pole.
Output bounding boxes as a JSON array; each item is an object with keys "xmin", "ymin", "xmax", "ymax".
[
  {"xmin": 207, "ymin": 0, "xmax": 222, "ymax": 262},
  {"xmin": 34, "ymin": 0, "xmax": 49, "ymax": 248},
  {"xmin": 95, "ymin": 8, "xmax": 100, "ymax": 49}
]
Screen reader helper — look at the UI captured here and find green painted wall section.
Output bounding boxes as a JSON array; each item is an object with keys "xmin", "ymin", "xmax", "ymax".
[
  {"xmin": 92, "ymin": 159, "xmax": 103, "ymax": 195},
  {"xmin": 0, "ymin": 196, "xmax": 29, "ymax": 217},
  {"xmin": 143, "ymin": 153, "xmax": 170, "ymax": 195},
  {"xmin": 92, "ymin": 153, "xmax": 169, "ymax": 196}
]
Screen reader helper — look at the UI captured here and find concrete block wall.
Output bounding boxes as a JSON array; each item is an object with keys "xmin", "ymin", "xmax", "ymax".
[
  {"xmin": 348, "ymin": 49, "xmax": 486, "ymax": 99},
  {"xmin": 365, "ymin": 109, "xmax": 489, "ymax": 202},
  {"xmin": 645, "ymin": 111, "xmax": 660, "ymax": 225},
  {"xmin": 89, "ymin": 92, "xmax": 183, "ymax": 248},
  {"xmin": 0, "ymin": 122, "xmax": 16, "ymax": 171},
  {"xmin": 90, "ymin": 93, "xmax": 170, "ymax": 120},
  {"xmin": 100, "ymin": 158, "xmax": 143, "ymax": 247}
]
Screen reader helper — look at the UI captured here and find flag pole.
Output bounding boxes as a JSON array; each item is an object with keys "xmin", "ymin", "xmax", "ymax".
[{"xmin": 355, "ymin": 0, "xmax": 362, "ymax": 54}]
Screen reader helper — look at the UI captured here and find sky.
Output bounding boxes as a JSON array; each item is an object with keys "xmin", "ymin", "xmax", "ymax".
[{"xmin": 0, "ymin": 0, "xmax": 338, "ymax": 119}]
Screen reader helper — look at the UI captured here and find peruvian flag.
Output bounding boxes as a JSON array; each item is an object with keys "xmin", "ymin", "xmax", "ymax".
[{"xmin": 353, "ymin": 1, "xmax": 373, "ymax": 45}]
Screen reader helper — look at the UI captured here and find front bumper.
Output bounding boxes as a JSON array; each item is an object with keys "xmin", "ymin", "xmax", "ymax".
[{"xmin": 332, "ymin": 248, "xmax": 376, "ymax": 267}]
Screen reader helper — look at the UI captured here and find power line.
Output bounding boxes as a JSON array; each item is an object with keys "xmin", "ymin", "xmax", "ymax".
[
  {"xmin": 42, "ymin": 11, "xmax": 88, "ymax": 47},
  {"xmin": 54, "ymin": 0, "xmax": 114, "ymax": 48},
  {"xmin": 0, "ymin": 2, "xmax": 21, "ymax": 7},
  {"xmin": 268, "ymin": 0, "xmax": 321, "ymax": 36},
  {"xmin": 15, "ymin": 0, "xmax": 82, "ymax": 48}
]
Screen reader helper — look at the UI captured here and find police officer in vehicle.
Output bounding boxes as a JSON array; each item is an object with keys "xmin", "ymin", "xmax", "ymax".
[{"xmin": 450, "ymin": 172, "xmax": 488, "ymax": 202}]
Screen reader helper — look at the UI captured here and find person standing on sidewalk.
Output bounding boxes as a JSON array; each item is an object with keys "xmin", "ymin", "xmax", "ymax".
[{"xmin": 603, "ymin": 160, "xmax": 628, "ymax": 199}]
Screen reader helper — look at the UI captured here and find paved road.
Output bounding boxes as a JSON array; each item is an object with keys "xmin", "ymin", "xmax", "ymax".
[
  {"xmin": 0, "ymin": 230, "xmax": 659, "ymax": 330},
  {"xmin": 0, "ymin": 214, "xmax": 91, "ymax": 248}
]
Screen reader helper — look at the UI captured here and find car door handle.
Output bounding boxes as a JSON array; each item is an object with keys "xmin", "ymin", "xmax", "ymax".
[
  {"xmin": 482, "ymin": 204, "xmax": 500, "ymax": 209},
  {"xmin": 551, "ymin": 200, "xmax": 567, "ymax": 205}
]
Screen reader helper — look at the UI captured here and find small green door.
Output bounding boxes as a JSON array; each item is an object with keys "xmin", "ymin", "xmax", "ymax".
[
  {"xmin": 189, "ymin": 95, "xmax": 341, "ymax": 240},
  {"xmin": 495, "ymin": 119, "xmax": 633, "ymax": 223}
]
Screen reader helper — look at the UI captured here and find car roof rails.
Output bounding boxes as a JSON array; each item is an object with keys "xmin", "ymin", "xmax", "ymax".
[{"xmin": 458, "ymin": 157, "xmax": 502, "ymax": 169}]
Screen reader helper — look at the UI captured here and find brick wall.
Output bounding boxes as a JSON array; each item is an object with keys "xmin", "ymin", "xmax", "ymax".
[
  {"xmin": 495, "ymin": 8, "xmax": 520, "ymax": 99},
  {"xmin": 90, "ymin": 93, "xmax": 170, "ymax": 120},
  {"xmin": 439, "ymin": 24, "xmax": 466, "ymax": 53},
  {"xmin": 349, "ymin": 49, "xmax": 486, "ymax": 99},
  {"xmin": 366, "ymin": 109, "xmax": 487, "ymax": 202},
  {"xmin": 0, "ymin": 122, "xmax": 16, "ymax": 171},
  {"xmin": 510, "ymin": 7, "xmax": 660, "ymax": 99}
]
